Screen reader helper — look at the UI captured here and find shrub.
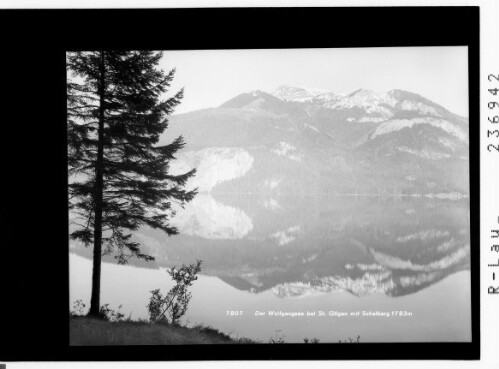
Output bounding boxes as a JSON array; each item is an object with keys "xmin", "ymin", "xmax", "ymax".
[
  {"xmin": 338, "ymin": 334, "xmax": 361, "ymax": 343},
  {"xmin": 70, "ymin": 299, "xmax": 126, "ymax": 322},
  {"xmin": 303, "ymin": 337, "xmax": 320, "ymax": 344},
  {"xmin": 268, "ymin": 330, "xmax": 286, "ymax": 344},
  {"xmin": 99, "ymin": 303, "xmax": 125, "ymax": 322},
  {"xmin": 147, "ymin": 260, "xmax": 202, "ymax": 325},
  {"xmin": 71, "ymin": 299, "xmax": 87, "ymax": 317}
]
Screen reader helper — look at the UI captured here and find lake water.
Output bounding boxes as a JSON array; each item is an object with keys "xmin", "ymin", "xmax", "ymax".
[{"xmin": 70, "ymin": 194, "xmax": 471, "ymax": 343}]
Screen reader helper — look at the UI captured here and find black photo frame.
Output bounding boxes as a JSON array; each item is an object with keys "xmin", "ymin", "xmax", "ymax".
[{"xmin": 1, "ymin": 6, "xmax": 480, "ymax": 361}]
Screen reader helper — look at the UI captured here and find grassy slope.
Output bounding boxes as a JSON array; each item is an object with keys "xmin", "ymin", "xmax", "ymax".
[{"xmin": 70, "ymin": 317, "xmax": 252, "ymax": 345}]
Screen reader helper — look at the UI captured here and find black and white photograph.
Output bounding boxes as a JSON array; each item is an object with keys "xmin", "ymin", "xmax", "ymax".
[
  {"xmin": 68, "ymin": 47, "xmax": 472, "ymax": 345},
  {"xmin": 3, "ymin": 4, "xmax": 494, "ymax": 366}
]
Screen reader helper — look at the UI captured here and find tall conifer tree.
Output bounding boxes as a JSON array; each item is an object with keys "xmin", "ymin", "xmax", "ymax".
[{"xmin": 67, "ymin": 51, "xmax": 196, "ymax": 317}]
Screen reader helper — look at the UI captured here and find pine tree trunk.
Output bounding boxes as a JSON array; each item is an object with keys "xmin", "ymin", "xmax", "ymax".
[{"xmin": 89, "ymin": 51, "xmax": 106, "ymax": 317}]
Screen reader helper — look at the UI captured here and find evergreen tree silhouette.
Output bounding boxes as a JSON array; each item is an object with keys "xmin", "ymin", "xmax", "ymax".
[{"xmin": 67, "ymin": 51, "xmax": 196, "ymax": 317}]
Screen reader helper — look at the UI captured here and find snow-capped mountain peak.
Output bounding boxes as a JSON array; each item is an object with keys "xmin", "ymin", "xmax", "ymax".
[
  {"xmin": 327, "ymin": 89, "xmax": 397, "ymax": 110},
  {"xmin": 311, "ymin": 91, "xmax": 345, "ymax": 104},
  {"xmin": 271, "ymin": 85, "xmax": 332, "ymax": 103},
  {"xmin": 271, "ymin": 85, "xmax": 401, "ymax": 118},
  {"xmin": 221, "ymin": 85, "xmax": 462, "ymax": 126}
]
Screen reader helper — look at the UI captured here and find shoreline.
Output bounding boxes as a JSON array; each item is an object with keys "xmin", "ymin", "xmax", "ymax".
[{"xmin": 70, "ymin": 316, "xmax": 255, "ymax": 345}]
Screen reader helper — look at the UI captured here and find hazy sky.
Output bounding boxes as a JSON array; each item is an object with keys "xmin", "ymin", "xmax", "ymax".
[{"xmin": 159, "ymin": 47, "xmax": 468, "ymax": 116}]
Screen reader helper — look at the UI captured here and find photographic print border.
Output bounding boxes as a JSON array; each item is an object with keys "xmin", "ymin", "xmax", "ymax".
[{"xmin": 1, "ymin": 6, "xmax": 480, "ymax": 361}]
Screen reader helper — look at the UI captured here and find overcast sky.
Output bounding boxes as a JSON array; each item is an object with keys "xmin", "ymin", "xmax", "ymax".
[{"xmin": 159, "ymin": 47, "xmax": 468, "ymax": 117}]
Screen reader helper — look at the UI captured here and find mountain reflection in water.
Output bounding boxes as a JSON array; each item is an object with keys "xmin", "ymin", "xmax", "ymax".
[{"xmin": 70, "ymin": 194, "xmax": 471, "ymax": 342}]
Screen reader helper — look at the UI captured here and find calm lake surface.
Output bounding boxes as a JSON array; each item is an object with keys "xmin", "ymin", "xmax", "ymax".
[{"xmin": 70, "ymin": 194, "xmax": 471, "ymax": 343}]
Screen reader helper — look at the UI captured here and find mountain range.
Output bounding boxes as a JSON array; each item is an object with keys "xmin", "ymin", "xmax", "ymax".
[{"xmin": 160, "ymin": 85, "xmax": 469, "ymax": 196}]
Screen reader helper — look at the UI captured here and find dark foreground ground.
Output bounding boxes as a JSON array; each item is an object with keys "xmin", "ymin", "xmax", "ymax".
[{"xmin": 70, "ymin": 317, "xmax": 254, "ymax": 345}]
